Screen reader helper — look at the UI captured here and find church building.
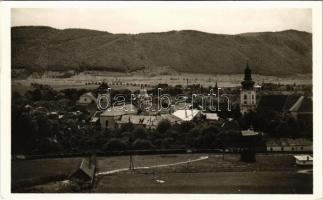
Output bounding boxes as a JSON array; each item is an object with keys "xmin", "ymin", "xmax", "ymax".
[{"xmin": 240, "ymin": 62, "xmax": 257, "ymax": 114}]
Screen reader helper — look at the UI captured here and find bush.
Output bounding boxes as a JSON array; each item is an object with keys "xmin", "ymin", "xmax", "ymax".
[
  {"xmin": 132, "ymin": 127, "xmax": 148, "ymax": 140},
  {"xmin": 103, "ymin": 138, "xmax": 126, "ymax": 151},
  {"xmin": 132, "ymin": 139, "xmax": 154, "ymax": 150},
  {"xmin": 157, "ymin": 119, "xmax": 171, "ymax": 134}
]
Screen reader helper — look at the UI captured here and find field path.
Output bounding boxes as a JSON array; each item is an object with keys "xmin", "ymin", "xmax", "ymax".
[{"xmin": 96, "ymin": 155, "xmax": 209, "ymax": 176}]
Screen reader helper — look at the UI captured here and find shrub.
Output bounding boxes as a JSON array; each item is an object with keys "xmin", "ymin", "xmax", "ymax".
[
  {"xmin": 103, "ymin": 138, "xmax": 126, "ymax": 151},
  {"xmin": 132, "ymin": 139, "xmax": 154, "ymax": 150},
  {"xmin": 157, "ymin": 119, "xmax": 171, "ymax": 134}
]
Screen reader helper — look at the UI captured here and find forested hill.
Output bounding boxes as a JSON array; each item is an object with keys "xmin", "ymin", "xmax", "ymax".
[{"xmin": 12, "ymin": 26, "xmax": 312, "ymax": 76}]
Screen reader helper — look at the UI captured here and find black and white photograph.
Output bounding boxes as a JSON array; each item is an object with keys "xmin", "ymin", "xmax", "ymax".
[{"xmin": 0, "ymin": 1, "xmax": 322, "ymax": 198}]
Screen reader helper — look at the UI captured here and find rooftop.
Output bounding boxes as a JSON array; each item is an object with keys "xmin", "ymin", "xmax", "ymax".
[
  {"xmin": 80, "ymin": 159, "xmax": 95, "ymax": 177},
  {"xmin": 118, "ymin": 115, "xmax": 163, "ymax": 127},
  {"xmin": 205, "ymin": 113, "xmax": 219, "ymax": 121},
  {"xmin": 241, "ymin": 129, "xmax": 259, "ymax": 136},
  {"xmin": 80, "ymin": 92, "xmax": 97, "ymax": 102},
  {"xmin": 100, "ymin": 104, "xmax": 137, "ymax": 117},
  {"xmin": 172, "ymin": 109, "xmax": 200, "ymax": 121},
  {"xmin": 161, "ymin": 114, "xmax": 182, "ymax": 124},
  {"xmin": 266, "ymin": 138, "xmax": 312, "ymax": 147},
  {"xmin": 294, "ymin": 155, "xmax": 313, "ymax": 161}
]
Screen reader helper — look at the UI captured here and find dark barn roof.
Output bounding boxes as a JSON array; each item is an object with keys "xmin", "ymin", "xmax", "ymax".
[
  {"xmin": 297, "ymin": 98, "xmax": 312, "ymax": 113},
  {"xmin": 258, "ymin": 95, "xmax": 289, "ymax": 111},
  {"xmin": 257, "ymin": 95, "xmax": 303, "ymax": 112}
]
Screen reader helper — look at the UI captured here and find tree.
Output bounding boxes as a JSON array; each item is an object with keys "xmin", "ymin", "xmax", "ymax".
[
  {"xmin": 157, "ymin": 119, "xmax": 171, "ymax": 134},
  {"xmin": 132, "ymin": 139, "xmax": 154, "ymax": 150},
  {"xmin": 120, "ymin": 123, "xmax": 135, "ymax": 133},
  {"xmin": 132, "ymin": 127, "xmax": 148, "ymax": 140},
  {"xmin": 103, "ymin": 138, "xmax": 126, "ymax": 151}
]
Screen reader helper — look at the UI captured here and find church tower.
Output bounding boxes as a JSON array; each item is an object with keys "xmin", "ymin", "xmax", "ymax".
[{"xmin": 240, "ymin": 61, "xmax": 256, "ymax": 114}]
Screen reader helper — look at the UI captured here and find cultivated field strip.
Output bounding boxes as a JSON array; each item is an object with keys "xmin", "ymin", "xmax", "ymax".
[{"xmin": 96, "ymin": 155, "xmax": 209, "ymax": 176}]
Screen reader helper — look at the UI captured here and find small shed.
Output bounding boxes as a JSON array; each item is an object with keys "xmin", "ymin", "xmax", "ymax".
[
  {"xmin": 240, "ymin": 128, "xmax": 259, "ymax": 163},
  {"xmin": 205, "ymin": 113, "xmax": 219, "ymax": 121},
  {"xmin": 294, "ymin": 155, "xmax": 313, "ymax": 166},
  {"xmin": 69, "ymin": 158, "xmax": 96, "ymax": 188}
]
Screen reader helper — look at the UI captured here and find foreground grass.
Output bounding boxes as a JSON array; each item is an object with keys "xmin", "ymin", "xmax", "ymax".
[
  {"xmin": 12, "ymin": 153, "xmax": 312, "ymax": 193},
  {"xmin": 94, "ymin": 171, "xmax": 312, "ymax": 194}
]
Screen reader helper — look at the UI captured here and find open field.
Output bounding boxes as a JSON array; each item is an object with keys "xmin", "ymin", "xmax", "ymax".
[
  {"xmin": 94, "ymin": 171, "xmax": 312, "ymax": 194},
  {"xmin": 12, "ymin": 72, "xmax": 312, "ymax": 94},
  {"xmin": 12, "ymin": 153, "xmax": 312, "ymax": 193},
  {"xmin": 12, "ymin": 157, "xmax": 82, "ymax": 189}
]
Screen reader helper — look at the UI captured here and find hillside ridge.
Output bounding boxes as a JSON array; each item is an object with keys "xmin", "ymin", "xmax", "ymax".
[{"xmin": 11, "ymin": 26, "xmax": 312, "ymax": 76}]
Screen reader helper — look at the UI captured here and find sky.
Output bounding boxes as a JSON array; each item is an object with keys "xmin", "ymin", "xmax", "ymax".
[{"xmin": 11, "ymin": 5, "xmax": 312, "ymax": 34}]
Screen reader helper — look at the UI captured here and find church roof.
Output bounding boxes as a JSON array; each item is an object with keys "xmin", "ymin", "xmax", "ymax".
[{"xmin": 241, "ymin": 61, "xmax": 254, "ymax": 89}]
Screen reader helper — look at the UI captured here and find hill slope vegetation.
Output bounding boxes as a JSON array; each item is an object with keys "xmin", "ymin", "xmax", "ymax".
[{"xmin": 12, "ymin": 26, "xmax": 312, "ymax": 76}]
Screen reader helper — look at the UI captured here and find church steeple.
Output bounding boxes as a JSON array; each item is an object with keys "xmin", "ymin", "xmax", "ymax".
[
  {"xmin": 241, "ymin": 61, "xmax": 255, "ymax": 89},
  {"xmin": 240, "ymin": 60, "xmax": 257, "ymax": 114}
]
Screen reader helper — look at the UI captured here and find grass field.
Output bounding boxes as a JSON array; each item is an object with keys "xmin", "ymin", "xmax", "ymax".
[
  {"xmin": 12, "ymin": 72, "xmax": 312, "ymax": 95},
  {"xmin": 11, "ymin": 153, "xmax": 312, "ymax": 193},
  {"xmin": 94, "ymin": 171, "xmax": 312, "ymax": 194}
]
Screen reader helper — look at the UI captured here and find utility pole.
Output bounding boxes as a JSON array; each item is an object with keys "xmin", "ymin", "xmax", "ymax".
[{"xmin": 129, "ymin": 154, "xmax": 135, "ymax": 174}]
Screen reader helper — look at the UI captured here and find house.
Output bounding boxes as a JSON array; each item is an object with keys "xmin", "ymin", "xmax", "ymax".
[
  {"xmin": 266, "ymin": 138, "xmax": 312, "ymax": 152},
  {"xmin": 69, "ymin": 158, "xmax": 96, "ymax": 188},
  {"xmin": 77, "ymin": 92, "xmax": 97, "ymax": 105},
  {"xmin": 100, "ymin": 104, "xmax": 138, "ymax": 129},
  {"xmin": 294, "ymin": 155, "xmax": 313, "ymax": 166},
  {"xmin": 241, "ymin": 128, "xmax": 259, "ymax": 136},
  {"xmin": 204, "ymin": 112, "xmax": 220, "ymax": 123},
  {"xmin": 90, "ymin": 111, "xmax": 102, "ymax": 128},
  {"xmin": 171, "ymin": 109, "xmax": 201, "ymax": 123},
  {"xmin": 161, "ymin": 114, "xmax": 182, "ymax": 125}
]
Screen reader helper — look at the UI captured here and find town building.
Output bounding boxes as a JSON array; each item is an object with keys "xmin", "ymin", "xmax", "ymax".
[
  {"xmin": 241, "ymin": 128, "xmax": 259, "ymax": 136},
  {"xmin": 136, "ymin": 86, "xmax": 152, "ymax": 112},
  {"xmin": 204, "ymin": 112, "xmax": 221, "ymax": 125},
  {"xmin": 240, "ymin": 62, "xmax": 257, "ymax": 114},
  {"xmin": 100, "ymin": 104, "xmax": 138, "ymax": 129},
  {"xmin": 266, "ymin": 138, "xmax": 312, "ymax": 152},
  {"xmin": 117, "ymin": 115, "xmax": 163, "ymax": 130},
  {"xmin": 171, "ymin": 109, "xmax": 201, "ymax": 122},
  {"xmin": 294, "ymin": 155, "xmax": 313, "ymax": 166}
]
